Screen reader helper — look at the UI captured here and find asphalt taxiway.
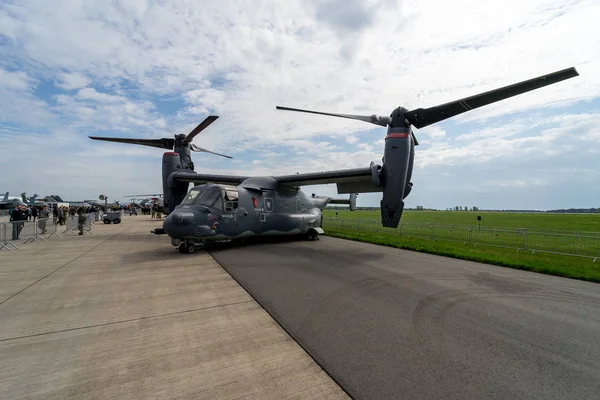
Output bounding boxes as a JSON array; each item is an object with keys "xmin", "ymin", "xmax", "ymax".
[
  {"xmin": 210, "ymin": 236, "xmax": 600, "ymax": 400},
  {"xmin": 3, "ymin": 215, "xmax": 599, "ymax": 400},
  {"xmin": 0, "ymin": 217, "xmax": 348, "ymax": 399}
]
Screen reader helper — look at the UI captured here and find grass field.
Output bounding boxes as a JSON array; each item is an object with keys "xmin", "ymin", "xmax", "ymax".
[
  {"xmin": 323, "ymin": 209, "xmax": 600, "ymax": 233},
  {"xmin": 321, "ymin": 209, "xmax": 600, "ymax": 283}
]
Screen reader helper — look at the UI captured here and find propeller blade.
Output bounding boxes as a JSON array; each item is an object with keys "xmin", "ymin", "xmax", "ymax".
[
  {"xmin": 276, "ymin": 106, "xmax": 390, "ymax": 127},
  {"xmin": 190, "ymin": 143, "xmax": 233, "ymax": 159},
  {"xmin": 405, "ymin": 67, "xmax": 579, "ymax": 129},
  {"xmin": 88, "ymin": 137, "xmax": 174, "ymax": 150},
  {"xmin": 182, "ymin": 115, "xmax": 220, "ymax": 144}
]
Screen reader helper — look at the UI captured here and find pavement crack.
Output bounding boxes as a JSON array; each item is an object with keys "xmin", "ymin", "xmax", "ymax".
[
  {"xmin": 0, "ymin": 226, "xmax": 131, "ymax": 307},
  {"xmin": 0, "ymin": 300, "xmax": 254, "ymax": 343}
]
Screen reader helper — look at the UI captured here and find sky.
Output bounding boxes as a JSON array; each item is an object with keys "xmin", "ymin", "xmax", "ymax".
[{"xmin": 1, "ymin": 0, "xmax": 599, "ymax": 210}]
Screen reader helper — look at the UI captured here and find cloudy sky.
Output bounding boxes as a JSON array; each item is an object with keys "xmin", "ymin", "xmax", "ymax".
[{"xmin": 1, "ymin": 0, "xmax": 599, "ymax": 210}]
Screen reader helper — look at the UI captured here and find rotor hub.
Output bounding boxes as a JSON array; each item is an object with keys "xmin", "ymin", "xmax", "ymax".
[
  {"xmin": 174, "ymin": 133, "xmax": 187, "ymax": 147},
  {"xmin": 390, "ymin": 107, "xmax": 410, "ymax": 128}
]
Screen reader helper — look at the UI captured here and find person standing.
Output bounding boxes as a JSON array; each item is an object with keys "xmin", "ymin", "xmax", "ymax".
[
  {"xmin": 10, "ymin": 205, "xmax": 25, "ymax": 240},
  {"xmin": 77, "ymin": 207, "xmax": 87, "ymax": 235},
  {"xmin": 38, "ymin": 206, "xmax": 49, "ymax": 234}
]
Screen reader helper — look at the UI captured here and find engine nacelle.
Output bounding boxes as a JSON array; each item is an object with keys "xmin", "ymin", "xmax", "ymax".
[
  {"xmin": 370, "ymin": 161, "xmax": 382, "ymax": 186},
  {"xmin": 380, "ymin": 127, "xmax": 414, "ymax": 228},
  {"xmin": 162, "ymin": 152, "xmax": 189, "ymax": 214}
]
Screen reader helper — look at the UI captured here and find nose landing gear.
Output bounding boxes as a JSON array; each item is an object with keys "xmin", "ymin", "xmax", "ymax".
[{"xmin": 178, "ymin": 242, "xmax": 197, "ymax": 254}]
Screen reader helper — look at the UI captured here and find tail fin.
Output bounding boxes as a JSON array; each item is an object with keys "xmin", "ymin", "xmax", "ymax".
[
  {"xmin": 2, "ymin": 192, "xmax": 7, "ymax": 201},
  {"xmin": 349, "ymin": 193, "xmax": 357, "ymax": 211},
  {"xmin": 328, "ymin": 193, "xmax": 358, "ymax": 210},
  {"xmin": 21, "ymin": 192, "xmax": 27, "ymax": 202}
]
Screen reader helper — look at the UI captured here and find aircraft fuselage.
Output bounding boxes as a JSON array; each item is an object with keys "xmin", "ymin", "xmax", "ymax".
[{"xmin": 162, "ymin": 183, "xmax": 325, "ymax": 248}]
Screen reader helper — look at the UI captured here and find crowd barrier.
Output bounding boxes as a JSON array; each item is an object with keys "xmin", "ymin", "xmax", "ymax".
[
  {"xmin": 0, "ymin": 215, "xmax": 94, "ymax": 252},
  {"xmin": 324, "ymin": 217, "xmax": 600, "ymax": 262}
]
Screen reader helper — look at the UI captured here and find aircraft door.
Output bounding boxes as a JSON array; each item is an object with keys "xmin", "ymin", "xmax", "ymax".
[{"xmin": 223, "ymin": 188, "xmax": 242, "ymax": 226}]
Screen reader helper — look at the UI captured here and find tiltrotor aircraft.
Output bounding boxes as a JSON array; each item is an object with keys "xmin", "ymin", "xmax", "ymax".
[{"xmin": 90, "ymin": 67, "xmax": 578, "ymax": 253}]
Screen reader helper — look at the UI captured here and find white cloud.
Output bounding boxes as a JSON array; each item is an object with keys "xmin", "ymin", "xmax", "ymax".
[
  {"xmin": 417, "ymin": 112, "xmax": 600, "ymax": 168},
  {"xmin": 419, "ymin": 125, "xmax": 447, "ymax": 140},
  {"xmin": 0, "ymin": 0, "xmax": 599, "ymax": 210},
  {"xmin": 56, "ymin": 72, "xmax": 90, "ymax": 90},
  {"xmin": 0, "ymin": 68, "xmax": 56, "ymax": 126},
  {"xmin": 0, "ymin": 68, "xmax": 32, "ymax": 91}
]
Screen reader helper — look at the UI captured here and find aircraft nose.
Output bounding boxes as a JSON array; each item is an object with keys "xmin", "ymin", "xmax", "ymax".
[
  {"xmin": 163, "ymin": 211, "xmax": 195, "ymax": 235},
  {"xmin": 170, "ymin": 212, "xmax": 195, "ymax": 225}
]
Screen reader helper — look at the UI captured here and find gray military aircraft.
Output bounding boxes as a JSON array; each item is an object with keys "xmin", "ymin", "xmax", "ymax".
[
  {"xmin": 124, "ymin": 194, "xmax": 164, "ymax": 208},
  {"xmin": 0, "ymin": 192, "xmax": 41, "ymax": 210},
  {"xmin": 90, "ymin": 67, "xmax": 578, "ymax": 253}
]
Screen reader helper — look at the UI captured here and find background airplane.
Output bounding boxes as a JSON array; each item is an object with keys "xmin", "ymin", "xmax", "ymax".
[
  {"xmin": 124, "ymin": 194, "xmax": 164, "ymax": 208},
  {"xmin": 0, "ymin": 192, "xmax": 43, "ymax": 210}
]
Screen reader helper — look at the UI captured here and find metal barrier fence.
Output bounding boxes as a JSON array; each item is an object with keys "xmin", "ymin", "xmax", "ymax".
[
  {"xmin": 324, "ymin": 217, "xmax": 600, "ymax": 262},
  {"xmin": 0, "ymin": 215, "xmax": 94, "ymax": 252}
]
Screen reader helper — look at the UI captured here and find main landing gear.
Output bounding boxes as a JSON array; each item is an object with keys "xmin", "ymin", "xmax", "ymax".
[
  {"xmin": 306, "ymin": 231, "xmax": 320, "ymax": 241},
  {"xmin": 305, "ymin": 227, "xmax": 324, "ymax": 241}
]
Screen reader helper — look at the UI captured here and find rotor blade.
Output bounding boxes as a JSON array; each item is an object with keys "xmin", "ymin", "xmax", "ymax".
[
  {"xmin": 190, "ymin": 143, "xmax": 233, "ymax": 159},
  {"xmin": 405, "ymin": 67, "xmax": 579, "ymax": 129},
  {"xmin": 182, "ymin": 115, "xmax": 219, "ymax": 144},
  {"xmin": 88, "ymin": 137, "xmax": 174, "ymax": 150},
  {"xmin": 276, "ymin": 106, "xmax": 390, "ymax": 127}
]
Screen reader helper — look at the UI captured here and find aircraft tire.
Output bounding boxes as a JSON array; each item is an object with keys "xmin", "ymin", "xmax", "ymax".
[
  {"xmin": 187, "ymin": 243, "xmax": 197, "ymax": 253},
  {"xmin": 178, "ymin": 243, "xmax": 189, "ymax": 253},
  {"xmin": 306, "ymin": 230, "xmax": 319, "ymax": 241}
]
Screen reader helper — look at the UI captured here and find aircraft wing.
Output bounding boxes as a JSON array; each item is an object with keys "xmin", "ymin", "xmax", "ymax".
[
  {"xmin": 171, "ymin": 167, "xmax": 381, "ymax": 194},
  {"xmin": 274, "ymin": 167, "xmax": 381, "ymax": 194},
  {"xmin": 172, "ymin": 171, "xmax": 250, "ymax": 186}
]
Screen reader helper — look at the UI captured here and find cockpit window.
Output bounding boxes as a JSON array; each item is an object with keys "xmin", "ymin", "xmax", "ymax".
[
  {"xmin": 224, "ymin": 190, "xmax": 238, "ymax": 202},
  {"xmin": 224, "ymin": 189, "xmax": 239, "ymax": 211},
  {"xmin": 180, "ymin": 187, "xmax": 223, "ymax": 209},
  {"xmin": 181, "ymin": 189, "xmax": 201, "ymax": 205}
]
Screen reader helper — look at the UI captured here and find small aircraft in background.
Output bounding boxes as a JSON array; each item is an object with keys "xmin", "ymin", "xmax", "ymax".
[
  {"xmin": 0, "ymin": 193, "xmax": 26, "ymax": 210},
  {"xmin": 124, "ymin": 194, "xmax": 164, "ymax": 208},
  {"xmin": 0, "ymin": 192, "xmax": 43, "ymax": 210}
]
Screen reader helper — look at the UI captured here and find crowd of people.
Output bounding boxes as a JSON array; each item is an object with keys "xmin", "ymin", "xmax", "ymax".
[
  {"xmin": 7, "ymin": 204, "xmax": 102, "ymax": 240},
  {"xmin": 6, "ymin": 203, "xmax": 162, "ymax": 241},
  {"xmin": 137, "ymin": 204, "xmax": 163, "ymax": 217}
]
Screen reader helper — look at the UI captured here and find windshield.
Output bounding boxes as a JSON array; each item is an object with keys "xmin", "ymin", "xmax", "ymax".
[{"xmin": 180, "ymin": 187, "xmax": 223, "ymax": 209}]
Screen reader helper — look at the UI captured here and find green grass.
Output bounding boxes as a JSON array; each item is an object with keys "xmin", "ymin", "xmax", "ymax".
[
  {"xmin": 323, "ymin": 209, "xmax": 600, "ymax": 234},
  {"xmin": 321, "ymin": 210, "xmax": 600, "ymax": 283}
]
